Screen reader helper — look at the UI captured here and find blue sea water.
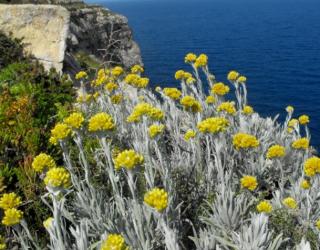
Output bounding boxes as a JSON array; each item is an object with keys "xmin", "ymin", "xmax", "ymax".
[{"xmin": 90, "ymin": 0, "xmax": 320, "ymax": 148}]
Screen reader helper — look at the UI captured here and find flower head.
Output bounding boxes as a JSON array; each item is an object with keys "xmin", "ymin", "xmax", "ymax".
[
  {"xmin": 105, "ymin": 82, "xmax": 118, "ymax": 93},
  {"xmin": 211, "ymin": 82, "xmax": 230, "ymax": 96},
  {"xmin": 217, "ymin": 102, "xmax": 236, "ymax": 115},
  {"xmin": 32, "ymin": 153, "xmax": 56, "ymax": 173},
  {"xmin": 304, "ymin": 157, "xmax": 320, "ymax": 177},
  {"xmin": 266, "ymin": 145, "xmax": 286, "ymax": 159},
  {"xmin": 233, "ymin": 133, "xmax": 259, "ymax": 150},
  {"xmin": 88, "ymin": 113, "xmax": 115, "ymax": 132},
  {"xmin": 64, "ymin": 112, "xmax": 85, "ymax": 129},
  {"xmin": 144, "ymin": 188, "xmax": 168, "ymax": 212},
  {"xmin": 286, "ymin": 106, "xmax": 294, "ymax": 113},
  {"xmin": 180, "ymin": 96, "xmax": 202, "ymax": 113},
  {"xmin": 300, "ymin": 179, "xmax": 311, "ymax": 190},
  {"xmin": 298, "ymin": 115, "xmax": 309, "ymax": 125},
  {"xmin": 111, "ymin": 94, "xmax": 123, "ymax": 104},
  {"xmin": 44, "ymin": 167, "xmax": 71, "ymax": 189},
  {"xmin": 0, "ymin": 193, "xmax": 22, "ymax": 210},
  {"xmin": 194, "ymin": 54, "xmax": 208, "ymax": 68},
  {"xmin": 50, "ymin": 123, "xmax": 71, "ymax": 145},
  {"xmin": 256, "ymin": 200, "xmax": 272, "ymax": 213},
  {"xmin": 131, "ymin": 65, "xmax": 144, "ymax": 74},
  {"xmin": 148, "ymin": 124, "xmax": 165, "ymax": 138},
  {"xmin": 205, "ymin": 96, "xmax": 216, "ymax": 104},
  {"xmin": 282, "ymin": 197, "xmax": 297, "ymax": 209},
  {"xmin": 75, "ymin": 71, "xmax": 88, "ymax": 80},
  {"xmin": 43, "ymin": 217, "xmax": 54, "ymax": 229},
  {"xmin": 292, "ymin": 138, "xmax": 309, "ymax": 150},
  {"xmin": 184, "ymin": 129, "xmax": 196, "ymax": 141},
  {"xmin": 114, "ymin": 150, "xmax": 144, "ymax": 171},
  {"xmin": 101, "ymin": 234, "xmax": 129, "ymax": 250},
  {"xmin": 111, "ymin": 66, "xmax": 124, "ymax": 77},
  {"xmin": 227, "ymin": 71, "xmax": 239, "ymax": 81},
  {"xmin": 197, "ymin": 117, "xmax": 229, "ymax": 134},
  {"xmin": 242, "ymin": 105, "xmax": 254, "ymax": 115},
  {"xmin": 185, "ymin": 53, "xmax": 197, "ymax": 63},
  {"xmin": 240, "ymin": 175, "xmax": 258, "ymax": 191},
  {"xmin": 238, "ymin": 76, "xmax": 247, "ymax": 83},
  {"xmin": 2, "ymin": 208, "xmax": 23, "ymax": 226},
  {"xmin": 163, "ymin": 88, "xmax": 182, "ymax": 100}
]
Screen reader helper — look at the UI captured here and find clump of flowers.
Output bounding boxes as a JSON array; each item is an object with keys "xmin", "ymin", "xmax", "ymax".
[
  {"xmin": 64, "ymin": 112, "xmax": 85, "ymax": 129},
  {"xmin": 114, "ymin": 150, "xmax": 144, "ymax": 171},
  {"xmin": 242, "ymin": 105, "xmax": 254, "ymax": 115},
  {"xmin": 266, "ymin": 145, "xmax": 286, "ymax": 159},
  {"xmin": 227, "ymin": 70, "xmax": 240, "ymax": 81},
  {"xmin": 184, "ymin": 53, "xmax": 197, "ymax": 63},
  {"xmin": 298, "ymin": 115, "xmax": 309, "ymax": 125},
  {"xmin": 127, "ymin": 102, "xmax": 164, "ymax": 122},
  {"xmin": 300, "ymin": 179, "xmax": 311, "ymax": 189},
  {"xmin": 205, "ymin": 95, "xmax": 216, "ymax": 104},
  {"xmin": 240, "ymin": 175, "xmax": 258, "ymax": 191},
  {"xmin": 197, "ymin": 117, "xmax": 229, "ymax": 134},
  {"xmin": 184, "ymin": 129, "xmax": 196, "ymax": 141},
  {"xmin": 180, "ymin": 96, "xmax": 202, "ymax": 112},
  {"xmin": 282, "ymin": 197, "xmax": 298, "ymax": 209},
  {"xmin": 49, "ymin": 123, "xmax": 71, "ymax": 145},
  {"xmin": 75, "ymin": 71, "xmax": 88, "ymax": 80},
  {"xmin": 163, "ymin": 88, "xmax": 182, "ymax": 100},
  {"xmin": 88, "ymin": 113, "xmax": 115, "ymax": 132},
  {"xmin": 144, "ymin": 188, "xmax": 168, "ymax": 212},
  {"xmin": 131, "ymin": 64, "xmax": 144, "ymax": 74},
  {"xmin": 304, "ymin": 157, "xmax": 320, "ymax": 177},
  {"xmin": 292, "ymin": 137, "xmax": 309, "ymax": 150},
  {"xmin": 256, "ymin": 200, "xmax": 272, "ymax": 213},
  {"xmin": 194, "ymin": 54, "xmax": 208, "ymax": 68},
  {"xmin": 0, "ymin": 193, "xmax": 22, "ymax": 210},
  {"xmin": 211, "ymin": 82, "xmax": 230, "ymax": 96},
  {"xmin": 148, "ymin": 124, "xmax": 165, "ymax": 138},
  {"xmin": 101, "ymin": 234, "xmax": 129, "ymax": 250},
  {"xmin": 217, "ymin": 101, "xmax": 236, "ymax": 115},
  {"xmin": 32, "ymin": 153, "xmax": 56, "ymax": 172},
  {"xmin": 233, "ymin": 133, "xmax": 259, "ymax": 150},
  {"xmin": 44, "ymin": 167, "xmax": 71, "ymax": 189},
  {"xmin": 43, "ymin": 217, "xmax": 54, "ymax": 230},
  {"xmin": 2, "ymin": 208, "xmax": 23, "ymax": 226}
]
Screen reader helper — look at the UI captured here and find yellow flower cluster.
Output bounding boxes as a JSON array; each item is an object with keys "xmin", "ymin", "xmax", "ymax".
[
  {"xmin": 300, "ymin": 179, "xmax": 311, "ymax": 189},
  {"xmin": 163, "ymin": 88, "xmax": 182, "ymax": 100},
  {"xmin": 238, "ymin": 76, "xmax": 247, "ymax": 83},
  {"xmin": 205, "ymin": 95, "xmax": 216, "ymax": 104},
  {"xmin": 197, "ymin": 117, "xmax": 229, "ymax": 134},
  {"xmin": 101, "ymin": 234, "xmax": 129, "ymax": 250},
  {"xmin": 174, "ymin": 70, "xmax": 194, "ymax": 83},
  {"xmin": 266, "ymin": 145, "xmax": 286, "ymax": 159},
  {"xmin": 144, "ymin": 188, "xmax": 168, "ymax": 212},
  {"xmin": 131, "ymin": 64, "xmax": 144, "ymax": 74},
  {"xmin": 256, "ymin": 200, "xmax": 272, "ymax": 213},
  {"xmin": 184, "ymin": 53, "xmax": 197, "ymax": 63},
  {"xmin": 105, "ymin": 82, "xmax": 118, "ymax": 93},
  {"xmin": 127, "ymin": 102, "xmax": 164, "ymax": 122},
  {"xmin": 304, "ymin": 157, "xmax": 320, "ymax": 177},
  {"xmin": 233, "ymin": 133, "xmax": 259, "ymax": 150},
  {"xmin": 298, "ymin": 115, "xmax": 309, "ymax": 125},
  {"xmin": 32, "ymin": 153, "xmax": 56, "ymax": 173},
  {"xmin": 227, "ymin": 70, "xmax": 240, "ymax": 81},
  {"xmin": 242, "ymin": 105, "xmax": 254, "ymax": 115},
  {"xmin": 111, "ymin": 66, "xmax": 124, "ymax": 77},
  {"xmin": 88, "ymin": 113, "xmax": 115, "ymax": 132},
  {"xmin": 292, "ymin": 137, "xmax": 309, "ymax": 150},
  {"xmin": 0, "ymin": 193, "xmax": 21, "ymax": 210},
  {"xmin": 114, "ymin": 150, "xmax": 144, "ymax": 171},
  {"xmin": 148, "ymin": 124, "xmax": 165, "ymax": 138},
  {"xmin": 64, "ymin": 112, "xmax": 85, "ymax": 129},
  {"xmin": 282, "ymin": 197, "xmax": 297, "ymax": 209},
  {"xmin": 124, "ymin": 74, "xmax": 149, "ymax": 88},
  {"xmin": 50, "ymin": 123, "xmax": 71, "ymax": 145},
  {"xmin": 217, "ymin": 102, "xmax": 236, "ymax": 115},
  {"xmin": 240, "ymin": 175, "xmax": 258, "ymax": 191},
  {"xmin": 180, "ymin": 96, "xmax": 202, "ymax": 113},
  {"xmin": 288, "ymin": 119, "xmax": 299, "ymax": 128},
  {"xmin": 111, "ymin": 94, "xmax": 123, "ymax": 104},
  {"xmin": 211, "ymin": 82, "xmax": 230, "ymax": 96},
  {"xmin": 2, "ymin": 208, "xmax": 23, "ymax": 226},
  {"xmin": 75, "ymin": 71, "xmax": 88, "ymax": 80},
  {"xmin": 184, "ymin": 129, "xmax": 196, "ymax": 141},
  {"xmin": 44, "ymin": 167, "xmax": 71, "ymax": 189},
  {"xmin": 194, "ymin": 54, "xmax": 208, "ymax": 68},
  {"xmin": 43, "ymin": 217, "xmax": 54, "ymax": 229},
  {"xmin": 286, "ymin": 106, "xmax": 294, "ymax": 113}
]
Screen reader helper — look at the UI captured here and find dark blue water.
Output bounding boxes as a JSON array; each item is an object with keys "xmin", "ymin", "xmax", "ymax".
[{"xmin": 90, "ymin": 0, "xmax": 320, "ymax": 148}]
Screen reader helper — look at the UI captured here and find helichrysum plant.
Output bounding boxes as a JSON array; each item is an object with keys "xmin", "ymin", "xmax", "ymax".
[{"xmin": 6, "ymin": 54, "xmax": 320, "ymax": 249}]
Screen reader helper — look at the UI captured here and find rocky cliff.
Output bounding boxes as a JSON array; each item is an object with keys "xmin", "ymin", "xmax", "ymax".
[{"xmin": 0, "ymin": 0, "xmax": 142, "ymax": 74}]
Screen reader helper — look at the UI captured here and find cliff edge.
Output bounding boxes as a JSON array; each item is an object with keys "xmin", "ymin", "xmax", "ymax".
[{"xmin": 0, "ymin": 0, "xmax": 142, "ymax": 74}]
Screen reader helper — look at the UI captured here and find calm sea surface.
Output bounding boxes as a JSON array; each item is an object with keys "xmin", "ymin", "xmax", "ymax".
[{"xmin": 91, "ymin": 0, "xmax": 320, "ymax": 148}]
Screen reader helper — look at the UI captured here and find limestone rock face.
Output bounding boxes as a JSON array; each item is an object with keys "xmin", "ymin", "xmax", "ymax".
[{"xmin": 0, "ymin": 4, "xmax": 70, "ymax": 72}]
